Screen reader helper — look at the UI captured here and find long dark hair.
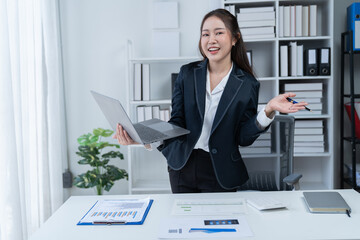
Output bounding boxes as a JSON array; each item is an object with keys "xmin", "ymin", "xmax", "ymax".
[{"xmin": 198, "ymin": 8, "xmax": 254, "ymax": 77}]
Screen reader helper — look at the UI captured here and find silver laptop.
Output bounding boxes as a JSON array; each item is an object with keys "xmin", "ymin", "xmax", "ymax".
[{"xmin": 91, "ymin": 91, "xmax": 190, "ymax": 144}]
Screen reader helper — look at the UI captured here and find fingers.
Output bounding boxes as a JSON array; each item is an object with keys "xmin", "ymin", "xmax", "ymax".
[
  {"xmin": 282, "ymin": 92, "xmax": 296, "ymax": 98},
  {"xmin": 123, "ymin": 128, "xmax": 138, "ymax": 144},
  {"xmin": 114, "ymin": 124, "xmax": 130, "ymax": 145}
]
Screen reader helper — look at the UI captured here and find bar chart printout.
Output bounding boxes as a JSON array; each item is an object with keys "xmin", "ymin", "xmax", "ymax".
[{"xmin": 78, "ymin": 198, "xmax": 151, "ymax": 224}]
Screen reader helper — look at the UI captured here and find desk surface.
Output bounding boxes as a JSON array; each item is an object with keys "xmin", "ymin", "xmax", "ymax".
[{"xmin": 30, "ymin": 189, "xmax": 360, "ymax": 240}]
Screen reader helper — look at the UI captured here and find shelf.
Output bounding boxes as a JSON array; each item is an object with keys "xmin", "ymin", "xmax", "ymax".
[
  {"xmin": 291, "ymin": 114, "xmax": 331, "ymax": 119},
  {"xmin": 130, "ymin": 56, "xmax": 201, "ymax": 63},
  {"xmin": 343, "ymin": 94, "xmax": 360, "ymax": 98},
  {"xmin": 278, "ymin": 76, "xmax": 331, "ymax": 80},
  {"xmin": 279, "ymin": 36, "xmax": 331, "ymax": 41},
  {"xmin": 343, "ymin": 137, "xmax": 360, "ymax": 144},
  {"xmin": 294, "ymin": 152, "xmax": 331, "ymax": 157},
  {"xmin": 257, "ymin": 77, "xmax": 277, "ymax": 81},
  {"xmin": 342, "ymin": 51, "xmax": 360, "ymax": 55},
  {"xmin": 130, "ymin": 100, "xmax": 171, "ymax": 105},
  {"xmin": 244, "ymin": 38, "xmax": 276, "ymax": 43},
  {"xmin": 224, "ymin": 0, "xmax": 276, "ymax": 4}
]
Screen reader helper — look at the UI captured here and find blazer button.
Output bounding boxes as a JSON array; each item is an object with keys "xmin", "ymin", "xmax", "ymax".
[{"xmin": 211, "ymin": 148, "xmax": 217, "ymax": 154}]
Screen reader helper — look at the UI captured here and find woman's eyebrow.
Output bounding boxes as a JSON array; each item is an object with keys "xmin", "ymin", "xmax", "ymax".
[{"xmin": 202, "ymin": 27, "xmax": 226, "ymax": 32}]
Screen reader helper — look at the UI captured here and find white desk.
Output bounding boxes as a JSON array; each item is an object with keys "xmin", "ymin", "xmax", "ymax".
[{"xmin": 30, "ymin": 190, "xmax": 360, "ymax": 240}]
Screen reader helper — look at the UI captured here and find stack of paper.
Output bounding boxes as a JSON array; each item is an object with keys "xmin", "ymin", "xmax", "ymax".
[
  {"xmin": 158, "ymin": 198, "xmax": 253, "ymax": 239},
  {"xmin": 294, "ymin": 119, "xmax": 324, "ymax": 153},
  {"xmin": 237, "ymin": 6, "xmax": 275, "ymax": 40},
  {"xmin": 77, "ymin": 198, "xmax": 153, "ymax": 225},
  {"xmin": 279, "ymin": 5, "xmax": 317, "ymax": 38}
]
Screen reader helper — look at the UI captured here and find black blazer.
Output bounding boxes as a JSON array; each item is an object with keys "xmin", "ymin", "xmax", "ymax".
[{"xmin": 158, "ymin": 59, "xmax": 268, "ymax": 189}]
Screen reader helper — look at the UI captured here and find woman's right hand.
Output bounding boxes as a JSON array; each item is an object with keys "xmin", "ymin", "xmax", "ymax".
[{"xmin": 113, "ymin": 123, "xmax": 139, "ymax": 145}]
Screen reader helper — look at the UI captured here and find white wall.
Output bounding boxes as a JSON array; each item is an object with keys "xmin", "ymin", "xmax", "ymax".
[{"xmin": 59, "ymin": 0, "xmax": 214, "ymax": 197}]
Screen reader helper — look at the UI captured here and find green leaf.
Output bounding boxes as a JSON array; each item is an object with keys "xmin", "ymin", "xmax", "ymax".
[
  {"xmin": 77, "ymin": 133, "xmax": 91, "ymax": 145},
  {"xmin": 102, "ymin": 151, "xmax": 124, "ymax": 159},
  {"xmin": 101, "ymin": 129, "xmax": 114, "ymax": 137},
  {"xmin": 77, "ymin": 159, "xmax": 90, "ymax": 165},
  {"xmin": 93, "ymin": 128, "xmax": 103, "ymax": 136},
  {"xmin": 89, "ymin": 135, "xmax": 99, "ymax": 144}
]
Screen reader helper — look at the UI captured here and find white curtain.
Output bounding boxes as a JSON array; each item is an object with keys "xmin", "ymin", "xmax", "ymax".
[{"xmin": 0, "ymin": 0, "xmax": 67, "ymax": 239}]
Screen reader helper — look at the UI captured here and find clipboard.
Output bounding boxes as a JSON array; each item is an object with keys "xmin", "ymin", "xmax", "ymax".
[{"xmin": 77, "ymin": 198, "xmax": 154, "ymax": 225}]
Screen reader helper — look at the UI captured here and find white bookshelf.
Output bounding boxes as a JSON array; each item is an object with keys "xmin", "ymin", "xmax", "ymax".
[
  {"xmin": 126, "ymin": 40, "xmax": 202, "ymax": 193},
  {"xmin": 224, "ymin": 0, "xmax": 334, "ymax": 190},
  {"xmin": 126, "ymin": 0, "xmax": 335, "ymax": 193}
]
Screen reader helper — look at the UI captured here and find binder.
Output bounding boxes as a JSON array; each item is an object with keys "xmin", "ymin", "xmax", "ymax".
[
  {"xmin": 280, "ymin": 45, "xmax": 288, "ymax": 76},
  {"xmin": 142, "ymin": 64, "xmax": 150, "ymax": 101},
  {"xmin": 302, "ymin": 6, "xmax": 309, "ymax": 36},
  {"xmin": 134, "ymin": 63, "xmax": 142, "ymax": 101},
  {"xmin": 283, "ymin": 6, "xmax": 290, "ymax": 37},
  {"xmin": 309, "ymin": 5, "xmax": 317, "ymax": 36},
  {"xmin": 289, "ymin": 42, "xmax": 297, "ymax": 77},
  {"xmin": 318, "ymin": 48, "xmax": 330, "ymax": 75},
  {"xmin": 304, "ymin": 48, "xmax": 318, "ymax": 76},
  {"xmin": 347, "ymin": 2, "xmax": 360, "ymax": 51},
  {"xmin": 77, "ymin": 199, "xmax": 154, "ymax": 225}
]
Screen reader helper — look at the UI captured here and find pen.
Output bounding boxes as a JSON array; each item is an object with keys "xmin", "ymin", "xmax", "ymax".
[
  {"xmin": 93, "ymin": 221, "xmax": 127, "ymax": 225},
  {"xmin": 286, "ymin": 97, "xmax": 312, "ymax": 112},
  {"xmin": 346, "ymin": 209, "xmax": 351, "ymax": 218}
]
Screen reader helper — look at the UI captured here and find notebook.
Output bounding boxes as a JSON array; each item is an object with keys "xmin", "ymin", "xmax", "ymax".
[
  {"xmin": 91, "ymin": 91, "xmax": 190, "ymax": 144},
  {"xmin": 303, "ymin": 192, "xmax": 351, "ymax": 214}
]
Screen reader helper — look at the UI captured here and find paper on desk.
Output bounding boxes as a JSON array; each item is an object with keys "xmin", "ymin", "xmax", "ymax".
[
  {"xmin": 172, "ymin": 198, "xmax": 246, "ymax": 215},
  {"xmin": 158, "ymin": 216, "xmax": 253, "ymax": 239},
  {"xmin": 79, "ymin": 198, "xmax": 150, "ymax": 224}
]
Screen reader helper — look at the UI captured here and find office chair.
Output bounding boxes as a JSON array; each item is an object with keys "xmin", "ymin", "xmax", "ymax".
[{"xmin": 238, "ymin": 115, "xmax": 302, "ymax": 191}]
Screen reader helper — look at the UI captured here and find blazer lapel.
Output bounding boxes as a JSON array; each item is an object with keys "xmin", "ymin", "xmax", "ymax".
[
  {"xmin": 211, "ymin": 67, "xmax": 245, "ymax": 135},
  {"xmin": 194, "ymin": 59, "xmax": 207, "ymax": 120}
]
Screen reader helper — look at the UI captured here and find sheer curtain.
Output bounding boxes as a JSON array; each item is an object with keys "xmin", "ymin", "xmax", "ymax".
[{"xmin": 0, "ymin": 0, "xmax": 68, "ymax": 239}]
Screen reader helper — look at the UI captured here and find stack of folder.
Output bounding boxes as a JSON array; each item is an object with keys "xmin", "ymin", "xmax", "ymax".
[
  {"xmin": 237, "ymin": 6, "xmax": 275, "ymax": 40},
  {"xmin": 294, "ymin": 119, "xmax": 324, "ymax": 153}
]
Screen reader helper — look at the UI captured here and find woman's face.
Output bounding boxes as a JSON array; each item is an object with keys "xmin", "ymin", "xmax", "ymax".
[{"xmin": 200, "ymin": 16, "xmax": 236, "ymax": 65}]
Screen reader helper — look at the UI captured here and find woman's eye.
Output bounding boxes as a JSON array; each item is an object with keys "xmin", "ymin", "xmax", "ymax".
[
  {"xmin": 202, "ymin": 33, "xmax": 209, "ymax": 37},
  {"xmin": 216, "ymin": 32, "xmax": 223, "ymax": 35}
]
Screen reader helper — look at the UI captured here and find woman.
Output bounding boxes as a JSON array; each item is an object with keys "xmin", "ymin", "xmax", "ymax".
[{"xmin": 115, "ymin": 9, "xmax": 307, "ymax": 193}]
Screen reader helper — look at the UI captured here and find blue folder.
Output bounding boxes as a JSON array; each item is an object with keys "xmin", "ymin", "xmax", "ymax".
[{"xmin": 77, "ymin": 199, "xmax": 154, "ymax": 226}]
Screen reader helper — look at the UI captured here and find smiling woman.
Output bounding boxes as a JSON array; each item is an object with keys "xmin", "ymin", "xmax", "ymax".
[{"xmin": 113, "ymin": 8, "xmax": 308, "ymax": 194}]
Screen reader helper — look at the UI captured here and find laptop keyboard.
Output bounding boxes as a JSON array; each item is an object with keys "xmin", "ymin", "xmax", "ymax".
[{"xmin": 134, "ymin": 124, "xmax": 167, "ymax": 143}]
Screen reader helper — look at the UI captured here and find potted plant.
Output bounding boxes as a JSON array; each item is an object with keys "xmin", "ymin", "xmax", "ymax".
[{"xmin": 73, "ymin": 128, "xmax": 128, "ymax": 195}]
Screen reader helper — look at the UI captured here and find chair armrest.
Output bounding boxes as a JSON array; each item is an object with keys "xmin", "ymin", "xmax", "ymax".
[{"xmin": 283, "ymin": 173, "xmax": 303, "ymax": 186}]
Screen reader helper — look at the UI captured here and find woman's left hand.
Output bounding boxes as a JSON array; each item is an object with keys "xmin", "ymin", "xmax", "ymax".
[{"xmin": 264, "ymin": 92, "xmax": 308, "ymax": 117}]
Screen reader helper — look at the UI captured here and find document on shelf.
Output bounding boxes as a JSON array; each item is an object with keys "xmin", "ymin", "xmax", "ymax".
[
  {"xmin": 171, "ymin": 198, "xmax": 246, "ymax": 215},
  {"xmin": 158, "ymin": 216, "xmax": 253, "ymax": 239},
  {"xmin": 77, "ymin": 198, "xmax": 153, "ymax": 225}
]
